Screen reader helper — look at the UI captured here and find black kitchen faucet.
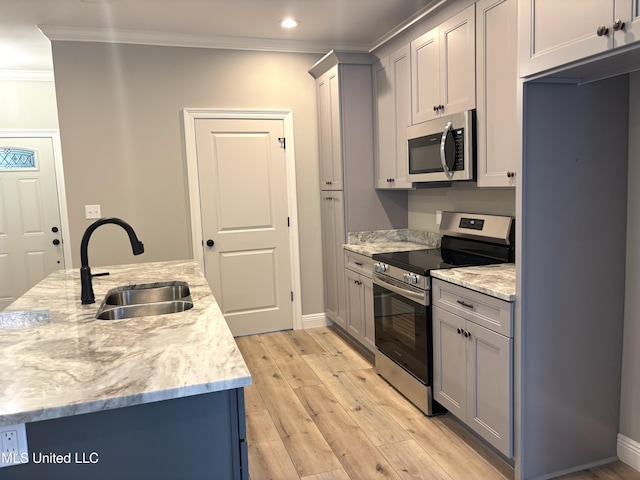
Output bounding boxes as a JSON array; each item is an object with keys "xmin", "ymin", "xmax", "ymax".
[{"xmin": 79, "ymin": 217, "xmax": 144, "ymax": 304}]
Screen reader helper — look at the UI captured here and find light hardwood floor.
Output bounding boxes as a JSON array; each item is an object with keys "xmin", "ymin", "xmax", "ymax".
[{"xmin": 235, "ymin": 327, "xmax": 640, "ymax": 480}]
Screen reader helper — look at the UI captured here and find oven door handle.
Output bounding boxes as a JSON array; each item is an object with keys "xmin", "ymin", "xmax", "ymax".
[{"xmin": 373, "ymin": 273, "xmax": 428, "ymax": 306}]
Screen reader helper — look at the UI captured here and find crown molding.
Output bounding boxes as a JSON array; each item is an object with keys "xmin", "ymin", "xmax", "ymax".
[
  {"xmin": 39, "ymin": 25, "xmax": 370, "ymax": 54},
  {"xmin": 369, "ymin": 0, "xmax": 449, "ymax": 52},
  {"xmin": 0, "ymin": 70, "xmax": 54, "ymax": 81}
]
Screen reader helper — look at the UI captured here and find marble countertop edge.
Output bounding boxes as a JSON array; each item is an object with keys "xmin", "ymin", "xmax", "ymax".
[{"xmin": 1, "ymin": 374, "xmax": 252, "ymax": 428}]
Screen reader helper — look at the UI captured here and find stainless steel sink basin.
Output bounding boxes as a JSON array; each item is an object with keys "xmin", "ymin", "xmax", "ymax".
[
  {"xmin": 104, "ymin": 281, "xmax": 191, "ymax": 306},
  {"xmin": 96, "ymin": 300, "xmax": 193, "ymax": 320},
  {"xmin": 96, "ymin": 281, "xmax": 193, "ymax": 320}
]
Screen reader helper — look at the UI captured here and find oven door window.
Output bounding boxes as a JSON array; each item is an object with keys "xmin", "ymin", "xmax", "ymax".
[{"xmin": 374, "ymin": 284, "xmax": 428, "ymax": 383}]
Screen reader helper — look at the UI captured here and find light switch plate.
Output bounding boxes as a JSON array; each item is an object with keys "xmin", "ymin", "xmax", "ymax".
[
  {"xmin": 436, "ymin": 210, "xmax": 442, "ymax": 225},
  {"xmin": 85, "ymin": 205, "xmax": 101, "ymax": 219}
]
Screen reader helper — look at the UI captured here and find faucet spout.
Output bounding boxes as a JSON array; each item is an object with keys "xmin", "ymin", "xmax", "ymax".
[{"xmin": 80, "ymin": 217, "xmax": 144, "ymax": 304}]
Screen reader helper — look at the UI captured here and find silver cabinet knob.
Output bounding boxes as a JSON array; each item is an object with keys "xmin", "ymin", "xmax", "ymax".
[
  {"xmin": 597, "ymin": 25, "xmax": 609, "ymax": 36},
  {"xmin": 613, "ymin": 19, "xmax": 625, "ymax": 31},
  {"xmin": 507, "ymin": 171, "xmax": 516, "ymax": 178}
]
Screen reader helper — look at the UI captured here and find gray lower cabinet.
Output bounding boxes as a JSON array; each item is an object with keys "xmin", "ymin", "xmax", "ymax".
[
  {"xmin": 432, "ymin": 279, "xmax": 513, "ymax": 457},
  {"xmin": 0, "ymin": 389, "xmax": 247, "ymax": 480},
  {"xmin": 321, "ymin": 192, "xmax": 346, "ymax": 329},
  {"xmin": 344, "ymin": 251, "xmax": 376, "ymax": 353}
]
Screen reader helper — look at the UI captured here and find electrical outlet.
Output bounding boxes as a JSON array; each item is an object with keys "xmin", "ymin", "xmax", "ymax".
[
  {"xmin": 0, "ymin": 424, "xmax": 28, "ymax": 468},
  {"xmin": 85, "ymin": 204, "xmax": 102, "ymax": 219},
  {"xmin": 436, "ymin": 210, "xmax": 442, "ymax": 225}
]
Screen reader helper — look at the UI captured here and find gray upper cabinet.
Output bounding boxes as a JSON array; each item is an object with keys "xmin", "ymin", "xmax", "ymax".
[
  {"xmin": 411, "ymin": 4, "xmax": 476, "ymax": 125},
  {"xmin": 476, "ymin": 0, "xmax": 518, "ymax": 187},
  {"xmin": 519, "ymin": 0, "xmax": 640, "ymax": 77},
  {"xmin": 372, "ymin": 44, "xmax": 413, "ymax": 189},
  {"xmin": 310, "ymin": 52, "xmax": 408, "ymax": 330},
  {"xmin": 317, "ymin": 66, "xmax": 343, "ymax": 191}
]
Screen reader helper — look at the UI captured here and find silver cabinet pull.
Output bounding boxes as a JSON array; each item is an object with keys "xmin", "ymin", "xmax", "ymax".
[{"xmin": 457, "ymin": 300, "xmax": 474, "ymax": 309}]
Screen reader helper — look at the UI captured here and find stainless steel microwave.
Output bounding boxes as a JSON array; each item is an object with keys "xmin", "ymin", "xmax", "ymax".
[{"xmin": 407, "ymin": 109, "xmax": 475, "ymax": 183}]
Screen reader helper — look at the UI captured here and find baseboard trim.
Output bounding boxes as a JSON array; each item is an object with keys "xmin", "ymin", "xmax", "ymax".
[
  {"xmin": 301, "ymin": 312, "xmax": 330, "ymax": 329},
  {"xmin": 618, "ymin": 433, "xmax": 640, "ymax": 472},
  {"xmin": 531, "ymin": 456, "xmax": 618, "ymax": 480}
]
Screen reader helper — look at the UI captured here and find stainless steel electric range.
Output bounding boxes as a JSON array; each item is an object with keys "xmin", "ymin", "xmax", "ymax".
[{"xmin": 372, "ymin": 211, "xmax": 514, "ymax": 415}]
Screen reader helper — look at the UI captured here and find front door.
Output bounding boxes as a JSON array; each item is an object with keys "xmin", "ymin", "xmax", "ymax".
[
  {"xmin": 195, "ymin": 118, "xmax": 293, "ymax": 336},
  {"xmin": 0, "ymin": 137, "xmax": 64, "ymax": 310}
]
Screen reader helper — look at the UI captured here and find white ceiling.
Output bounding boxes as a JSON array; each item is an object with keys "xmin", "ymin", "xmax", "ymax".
[{"xmin": 0, "ymin": 0, "xmax": 444, "ymax": 75}]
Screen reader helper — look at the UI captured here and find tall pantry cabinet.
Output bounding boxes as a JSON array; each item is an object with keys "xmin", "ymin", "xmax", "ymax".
[{"xmin": 310, "ymin": 51, "xmax": 408, "ymax": 330}]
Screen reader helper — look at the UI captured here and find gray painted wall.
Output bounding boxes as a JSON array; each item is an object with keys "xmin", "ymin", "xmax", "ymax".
[
  {"xmin": 408, "ymin": 183, "xmax": 516, "ymax": 232},
  {"xmin": 520, "ymin": 77, "xmax": 628, "ymax": 478},
  {"xmin": 622, "ymin": 71, "xmax": 640, "ymax": 447},
  {"xmin": 50, "ymin": 42, "xmax": 325, "ymax": 316}
]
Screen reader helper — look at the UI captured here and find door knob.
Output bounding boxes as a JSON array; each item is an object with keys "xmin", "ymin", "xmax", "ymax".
[
  {"xmin": 613, "ymin": 19, "xmax": 625, "ymax": 31},
  {"xmin": 206, "ymin": 239, "xmax": 215, "ymax": 247},
  {"xmin": 52, "ymin": 239, "xmax": 61, "ymax": 246},
  {"xmin": 596, "ymin": 25, "xmax": 609, "ymax": 36},
  {"xmin": 52, "ymin": 226, "xmax": 59, "ymax": 233}
]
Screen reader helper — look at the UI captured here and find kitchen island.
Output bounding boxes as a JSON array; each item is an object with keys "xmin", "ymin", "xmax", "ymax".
[{"xmin": 0, "ymin": 260, "xmax": 250, "ymax": 480}]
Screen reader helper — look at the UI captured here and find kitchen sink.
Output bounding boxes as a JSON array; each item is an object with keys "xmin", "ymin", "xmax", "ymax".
[
  {"xmin": 103, "ymin": 281, "xmax": 191, "ymax": 306},
  {"xmin": 96, "ymin": 281, "xmax": 193, "ymax": 320},
  {"xmin": 96, "ymin": 300, "xmax": 193, "ymax": 320}
]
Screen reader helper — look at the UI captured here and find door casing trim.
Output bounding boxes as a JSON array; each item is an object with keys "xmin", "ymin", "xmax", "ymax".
[
  {"xmin": 0, "ymin": 129, "xmax": 71, "ymax": 268},
  {"xmin": 182, "ymin": 108, "xmax": 303, "ymax": 330}
]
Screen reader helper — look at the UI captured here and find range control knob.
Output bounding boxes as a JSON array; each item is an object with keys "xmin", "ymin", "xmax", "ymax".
[
  {"xmin": 402, "ymin": 273, "xmax": 419, "ymax": 285},
  {"xmin": 374, "ymin": 263, "xmax": 388, "ymax": 273}
]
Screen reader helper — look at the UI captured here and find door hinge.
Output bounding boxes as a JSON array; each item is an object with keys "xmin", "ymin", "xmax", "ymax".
[
  {"xmin": 278, "ymin": 137, "xmax": 286, "ymax": 149},
  {"xmin": 291, "ymin": 291, "xmax": 294, "ymax": 302}
]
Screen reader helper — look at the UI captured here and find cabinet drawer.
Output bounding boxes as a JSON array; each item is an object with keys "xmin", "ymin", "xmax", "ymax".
[
  {"xmin": 343, "ymin": 251, "xmax": 374, "ymax": 278},
  {"xmin": 432, "ymin": 279, "xmax": 512, "ymax": 337}
]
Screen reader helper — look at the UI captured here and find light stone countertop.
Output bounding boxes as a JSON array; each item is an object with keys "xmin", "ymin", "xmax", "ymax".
[
  {"xmin": 430, "ymin": 263, "xmax": 516, "ymax": 301},
  {"xmin": 0, "ymin": 260, "xmax": 251, "ymax": 427},
  {"xmin": 344, "ymin": 229, "xmax": 441, "ymax": 257},
  {"xmin": 344, "ymin": 241, "xmax": 432, "ymax": 257}
]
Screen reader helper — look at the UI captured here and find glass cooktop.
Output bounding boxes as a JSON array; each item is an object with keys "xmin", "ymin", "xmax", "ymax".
[{"xmin": 372, "ymin": 249, "xmax": 456, "ymax": 275}]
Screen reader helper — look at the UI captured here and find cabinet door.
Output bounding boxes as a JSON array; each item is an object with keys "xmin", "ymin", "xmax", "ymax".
[
  {"xmin": 476, "ymin": 0, "xmax": 518, "ymax": 187},
  {"xmin": 519, "ymin": 0, "xmax": 615, "ymax": 77},
  {"xmin": 317, "ymin": 66, "xmax": 343, "ymax": 190},
  {"xmin": 616, "ymin": 0, "xmax": 640, "ymax": 47},
  {"xmin": 321, "ymin": 192, "xmax": 346, "ymax": 329},
  {"xmin": 440, "ymin": 4, "xmax": 476, "ymax": 115},
  {"xmin": 372, "ymin": 57, "xmax": 396, "ymax": 188},
  {"xmin": 433, "ymin": 306, "xmax": 467, "ymax": 418},
  {"xmin": 345, "ymin": 268, "xmax": 364, "ymax": 338},
  {"xmin": 361, "ymin": 275, "xmax": 376, "ymax": 352},
  {"xmin": 390, "ymin": 45, "xmax": 413, "ymax": 189},
  {"xmin": 466, "ymin": 321, "xmax": 513, "ymax": 457},
  {"xmin": 373, "ymin": 47, "xmax": 413, "ymax": 189},
  {"xmin": 411, "ymin": 27, "xmax": 440, "ymax": 124}
]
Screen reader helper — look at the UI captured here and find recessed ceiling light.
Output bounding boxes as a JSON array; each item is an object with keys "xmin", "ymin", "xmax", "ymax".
[{"xmin": 280, "ymin": 18, "xmax": 300, "ymax": 29}]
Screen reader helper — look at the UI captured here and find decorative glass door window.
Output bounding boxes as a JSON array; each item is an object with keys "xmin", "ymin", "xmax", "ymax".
[{"xmin": 0, "ymin": 148, "xmax": 37, "ymax": 170}]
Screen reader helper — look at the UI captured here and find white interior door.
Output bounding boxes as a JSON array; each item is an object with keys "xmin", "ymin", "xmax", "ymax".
[
  {"xmin": 195, "ymin": 118, "xmax": 293, "ymax": 336},
  {"xmin": 0, "ymin": 137, "xmax": 64, "ymax": 310}
]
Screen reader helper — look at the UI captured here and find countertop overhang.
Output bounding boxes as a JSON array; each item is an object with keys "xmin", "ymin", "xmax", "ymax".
[{"xmin": 0, "ymin": 260, "xmax": 251, "ymax": 427}]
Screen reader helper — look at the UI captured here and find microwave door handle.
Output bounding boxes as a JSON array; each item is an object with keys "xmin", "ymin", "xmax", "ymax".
[{"xmin": 440, "ymin": 122, "xmax": 455, "ymax": 179}]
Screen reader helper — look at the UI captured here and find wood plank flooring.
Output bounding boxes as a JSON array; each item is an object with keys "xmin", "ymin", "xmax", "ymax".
[{"xmin": 236, "ymin": 327, "xmax": 640, "ymax": 480}]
